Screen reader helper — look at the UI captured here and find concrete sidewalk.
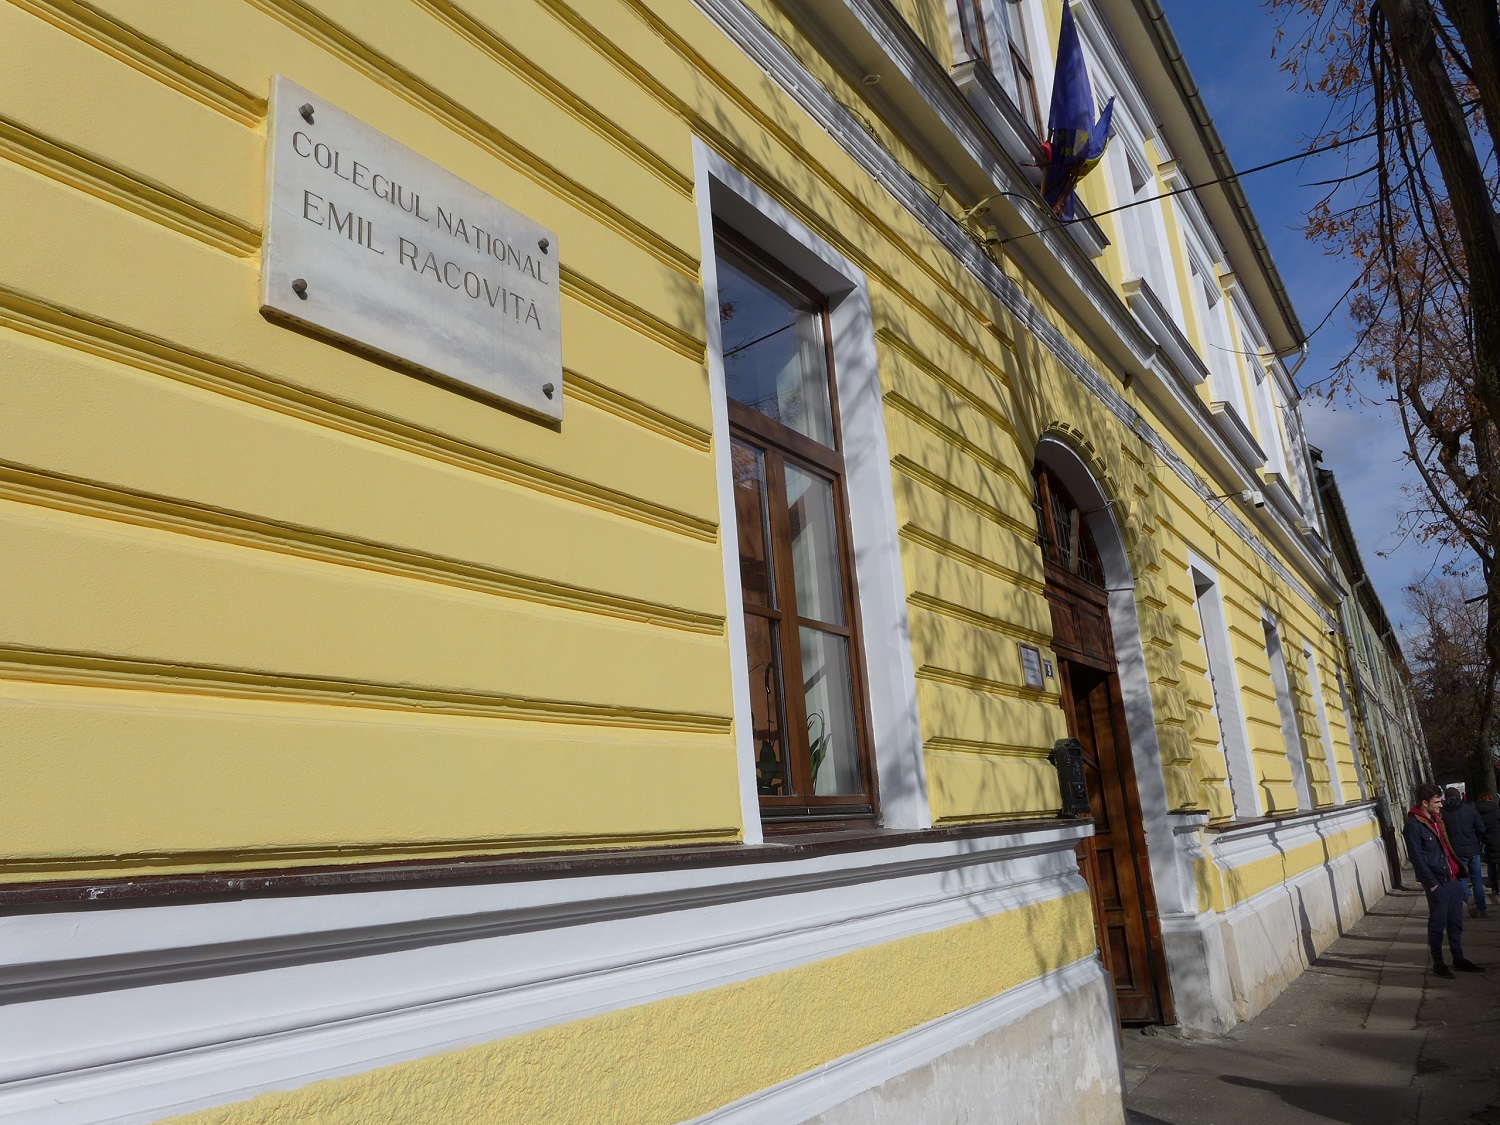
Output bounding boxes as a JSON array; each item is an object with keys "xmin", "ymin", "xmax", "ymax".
[{"xmin": 1123, "ymin": 887, "xmax": 1500, "ymax": 1124}]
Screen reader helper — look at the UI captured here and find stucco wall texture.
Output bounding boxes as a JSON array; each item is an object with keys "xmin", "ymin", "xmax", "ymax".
[
  {"xmin": 165, "ymin": 893, "xmax": 1095, "ymax": 1124},
  {"xmin": 3, "ymin": 0, "xmax": 1360, "ymax": 885}
]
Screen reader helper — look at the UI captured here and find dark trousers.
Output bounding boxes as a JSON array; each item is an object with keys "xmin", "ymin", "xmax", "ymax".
[
  {"xmin": 1427, "ymin": 879, "xmax": 1466, "ymax": 964},
  {"xmin": 1462, "ymin": 854, "xmax": 1487, "ymax": 913}
]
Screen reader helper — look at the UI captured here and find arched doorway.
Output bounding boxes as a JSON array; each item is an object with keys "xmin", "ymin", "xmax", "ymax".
[{"xmin": 1034, "ymin": 460, "xmax": 1172, "ymax": 1025}]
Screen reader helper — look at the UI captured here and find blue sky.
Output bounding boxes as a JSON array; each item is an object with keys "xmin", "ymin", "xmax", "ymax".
[{"xmin": 1157, "ymin": 0, "xmax": 1455, "ymax": 631}]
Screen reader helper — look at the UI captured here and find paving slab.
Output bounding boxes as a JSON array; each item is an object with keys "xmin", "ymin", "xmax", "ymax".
[{"xmin": 1123, "ymin": 887, "xmax": 1500, "ymax": 1124}]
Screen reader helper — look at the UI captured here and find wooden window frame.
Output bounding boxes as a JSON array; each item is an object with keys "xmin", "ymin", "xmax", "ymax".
[
  {"xmin": 1009, "ymin": 42, "xmax": 1043, "ymax": 138},
  {"xmin": 955, "ymin": 0, "xmax": 991, "ymax": 63},
  {"xmin": 1034, "ymin": 464, "xmax": 1102, "ymax": 587},
  {"xmin": 716, "ymin": 232, "xmax": 880, "ymax": 825}
]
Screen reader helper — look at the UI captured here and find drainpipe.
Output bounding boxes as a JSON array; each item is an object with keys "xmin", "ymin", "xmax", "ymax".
[{"xmin": 1280, "ymin": 341, "xmax": 1310, "ymax": 383}]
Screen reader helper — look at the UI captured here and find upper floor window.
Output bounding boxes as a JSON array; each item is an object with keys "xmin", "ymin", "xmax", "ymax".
[
  {"xmin": 956, "ymin": 0, "xmax": 1043, "ymax": 135},
  {"xmin": 717, "ymin": 232, "xmax": 877, "ymax": 822},
  {"xmin": 1106, "ymin": 138, "xmax": 1175, "ymax": 310},
  {"xmin": 1190, "ymin": 260, "xmax": 1244, "ymax": 416}
]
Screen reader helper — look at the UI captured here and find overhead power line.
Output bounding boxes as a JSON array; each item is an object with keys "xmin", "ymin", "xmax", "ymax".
[
  {"xmin": 991, "ymin": 125, "xmax": 1385, "ymax": 247},
  {"xmin": 988, "ymin": 96, "xmax": 1483, "ymax": 247}
]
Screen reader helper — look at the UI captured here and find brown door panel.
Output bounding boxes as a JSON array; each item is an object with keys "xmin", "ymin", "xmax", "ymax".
[{"xmin": 1061, "ymin": 658, "xmax": 1167, "ymax": 1026}]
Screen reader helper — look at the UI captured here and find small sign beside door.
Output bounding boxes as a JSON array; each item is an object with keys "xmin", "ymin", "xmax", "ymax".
[{"xmin": 1019, "ymin": 643, "xmax": 1046, "ymax": 690}]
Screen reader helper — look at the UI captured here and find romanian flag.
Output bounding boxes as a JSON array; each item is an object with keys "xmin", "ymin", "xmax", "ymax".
[{"xmin": 1040, "ymin": 3, "xmax": 1115, "ymax": 220}]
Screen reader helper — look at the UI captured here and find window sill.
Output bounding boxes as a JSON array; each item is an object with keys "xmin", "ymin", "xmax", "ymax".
[
  {"xmin": 950, "ymin": 57, "xmax": 1042, "ymax": 172},
  {"xmin": 1203, "ymin": 798, "xmax": 1378, "ymax": 840}
]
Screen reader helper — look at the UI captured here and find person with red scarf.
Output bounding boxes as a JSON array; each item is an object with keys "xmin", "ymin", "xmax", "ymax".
[{"xmin": 1405, "ymin": 783, "xmax": 1486, "ymax": 977}]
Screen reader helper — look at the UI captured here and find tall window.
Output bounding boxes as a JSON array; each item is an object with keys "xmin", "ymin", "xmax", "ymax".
[
  {"xmin": 1034, "ymin": 465, "xmax": 1102, "ymax": 584},
  {"xmin": 1108, "ymin": 139, "xmax": 1175, "ymax": 312},
  {"xmin": 1191, "ymin": 563, "xmax": 1260, "ymax": 819},
  {"xmin": 957, "ymin": 0, "xmax": 1042, "ymax": 135},
  {"xmin": 717, "ymin": 232, "xmax": 876, "ymax": 821},
  {"xmin": 1264, "ymin": 619, "xmax": 1313, "ymax": 811},
  {"xmin": 1190, "ymin": 259, "xmax": 1244, "ymax": 418},
  {"xmin": 1334, "ymin": 665, "xmax": 1369, "ymax": 798},
  {"xmin": 1304, "ymin": 646, "xmax": 1344, "ymax": 804}
]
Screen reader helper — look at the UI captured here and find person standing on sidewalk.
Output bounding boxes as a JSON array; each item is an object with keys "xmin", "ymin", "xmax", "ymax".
[
  {"xmin": 1405, "ymin": 783, "xmax": 1485, "ymax": 978},
  {"xmin": 1476, "ymin": 792, "xmax": 1500, "ymax": 898},
  {"xmin": 1442, "ymin": 787, "xmax": 1488, "ymax": 918}
]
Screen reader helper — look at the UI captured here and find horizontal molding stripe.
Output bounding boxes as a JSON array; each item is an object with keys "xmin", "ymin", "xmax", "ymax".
[
  {"xmin": 244, "ymin": 0, "xmax": 699, "ymax": 280},
  {"xmin": 12, "ymin": 0, "xmax": 265, "ymax": 124},
  {"xmin": 906, "ymin": 592, "xmax": 1050, "ymax": 647},
  {"xmin": 898, "ymin": 525, "xmax": 1045, "ymax": 596},
  {"xmin": 0, "ymin": 286, "xmax": 719, "ymax": 541},
  {"xmin": 0, "ymin": 462, "xmax": 724, "ymax": 634},
  {"xmin": 561, "ymin": 265, "xmax": 705, "ymax": 362},
  {"xmin": 884, "ymin": 393, "xmax": 1025, "ymax": 494},
  {"xmin": 0, "ymin": 644, "xmax": 734, "ymax": 734},
  {"xmin": 0, "ymin": 113, "xmax": 259, "ymax": 255},
  {"xmin": 925, "ymin": 736, "xmax": 1051, "ymax": 760},
  {"xmin": 414, "ymin": 0, "xmax": 695, "ymax": 196},
  {"xmin": 563, "ymin": 369, "xmax": 712, "ymax": 451},
  {"xmin": 893, "ymin": 456, "xmax": 1037, "ymax": 542},
  {"xmin": 915, "ymin": 665, "xmax": 1038, "ymax": 702},
  {"xmin": 876, "ymin": 327, "xmax": 1015, "ymax": 406},
  {"xmin": 0, "ymin": 827, "xmax": 733, "ymax": 886}
]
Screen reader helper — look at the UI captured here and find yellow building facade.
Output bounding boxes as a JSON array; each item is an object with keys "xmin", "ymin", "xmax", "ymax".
[{"xmin": 1, "ymin": 1, "xmax": 1392, "ymax": 1121}]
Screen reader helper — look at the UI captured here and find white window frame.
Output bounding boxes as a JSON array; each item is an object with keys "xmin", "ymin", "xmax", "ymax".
[
  {"xmin": 1103, "ymin": 112, "xmax": 1179, "ymax": 318},
  {"xmin": 1304, "ymin": 645, "xmax": 1344, "ymax": 804},
  {"xmin": 693, "ymin": 140, "xmax": 929, "ymax": 842},
  {"xmin": 1263, "ymin": 615, "xmax": 1313, "ymax": 811},
  {"xmin": 1251, "ymin": 359, "xmax": 1292, "ymax": 479},
  {"xmin": 1190, "ymin": 557, "xmax": 1260, "ymax": 819}
]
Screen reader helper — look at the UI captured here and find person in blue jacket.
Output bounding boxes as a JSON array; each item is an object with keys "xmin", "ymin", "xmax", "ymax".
[
  {"xmin": 1443, "ymin": 787, "xmax": 1489, "ymax": 917},
  {"xmin": 1405, "ymin": 783, "xmax": 1485, "ymax": 978}
]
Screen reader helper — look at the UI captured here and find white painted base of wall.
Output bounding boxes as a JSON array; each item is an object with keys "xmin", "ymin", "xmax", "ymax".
[
  {"xmin": 0, "ymin": 826, "xmax": 1095, "ymax": 1125},
  {"xmin": 1215, "ymin": 812, "xmax": 1391, "ymax": 1022},
  {"xmin": 1158, "ymin": 906, "xmax": 1237, "ymax": 1034},
  {"xmin": 691, "ymin": 959, "xmax": 1122, "ymax": 1125}
]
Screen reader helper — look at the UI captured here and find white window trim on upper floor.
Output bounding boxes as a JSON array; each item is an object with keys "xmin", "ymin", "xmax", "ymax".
[
  {"xmin": 949, "ymin": 0, "xmax": 1051, "ymax": 136},
  {"xmin": 1180, "ymin": 226, "xmax": 1247, "ymax": 421},
  {"xmin": 1213, "ymin": 272, "xmax": 1259, "ymax": 431},
  {"xmin": 1095, "ymin": 71, "xmax": 1186, "ymax": 328}
]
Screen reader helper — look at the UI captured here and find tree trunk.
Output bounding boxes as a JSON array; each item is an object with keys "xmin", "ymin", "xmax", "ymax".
[
  {"xmin": 1379, "ymin": 0, "xmax": 1500, "ymax": 431},
  {"xmin": 1439, "ymin": 0, "xmax": 1500, "ymax": 161}
]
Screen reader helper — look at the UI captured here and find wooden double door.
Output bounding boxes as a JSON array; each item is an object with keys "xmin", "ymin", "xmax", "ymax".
[{"xmin": 1045, "ymin": 560, "xmax": 1171, "ymax": 1025}]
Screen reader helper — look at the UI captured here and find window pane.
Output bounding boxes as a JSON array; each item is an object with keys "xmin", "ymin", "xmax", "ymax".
[
  {"xmin": 1049, "ymin": 487, "xmax": 1076, "ymax": 571},
  {"xmin": 784, "ymin": 463, "xmax": 846, "ymax": 626},
  {"xmin": 799, "ymin": 628, "xmax": 862, "ymax": 796},
  {"xmin": 716, "ymin": 253, "xmax": 834, "ymax": 447},
  {"xmin": 732, "ymin": 441, "xmax": 775, "ymax": 608},
  {"xmin": 744, "ymin": 613, "xmax": 788, "ymax": 796}
]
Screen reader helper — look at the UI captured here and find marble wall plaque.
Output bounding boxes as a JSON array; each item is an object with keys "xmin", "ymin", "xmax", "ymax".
[{"xmin": 261, "ymin": 76, "xmax": 562, "ymax": 421}]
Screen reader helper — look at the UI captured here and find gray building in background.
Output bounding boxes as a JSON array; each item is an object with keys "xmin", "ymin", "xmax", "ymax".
[{"xmin": 1316, "ymin": 460, "xmax": 1432, "ymax": 879}]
